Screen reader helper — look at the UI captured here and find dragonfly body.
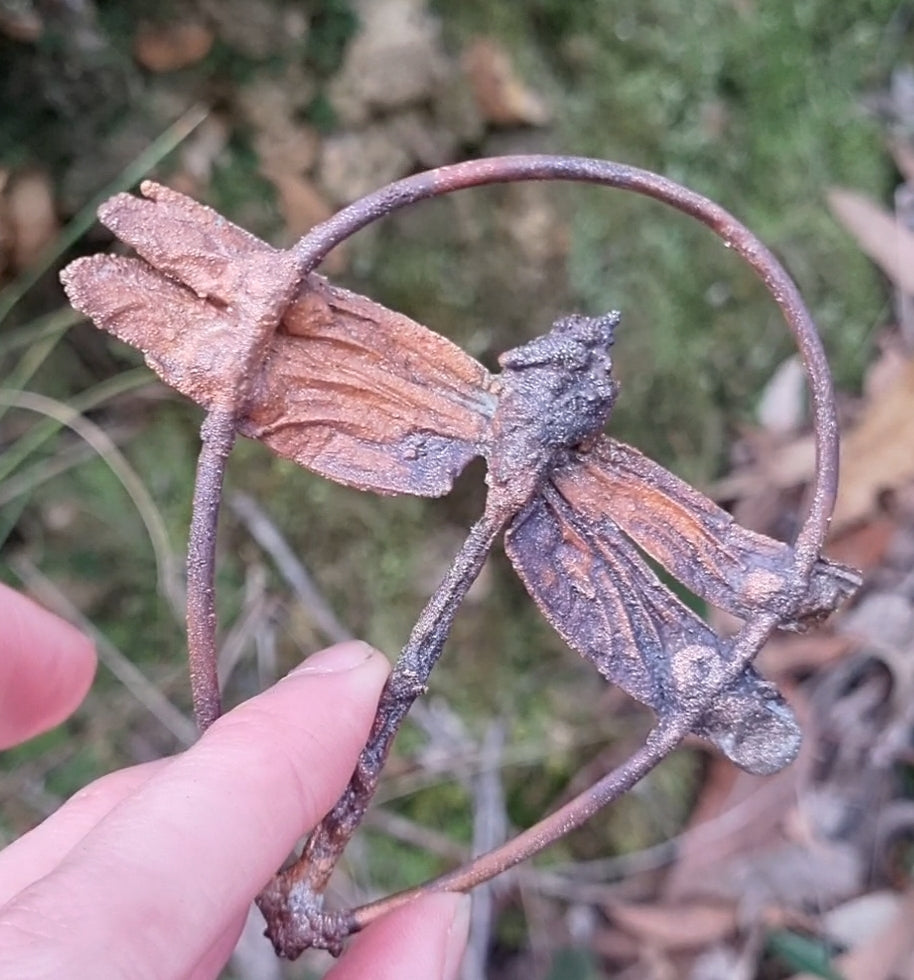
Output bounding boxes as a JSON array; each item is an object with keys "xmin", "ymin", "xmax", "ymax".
[{"xmin": 487, "ymin": 312, "xmax": 620, "ymax": 512}]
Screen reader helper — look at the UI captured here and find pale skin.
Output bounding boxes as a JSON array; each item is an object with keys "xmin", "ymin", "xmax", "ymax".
[{"xmin": 0, "ymin": 583, "xmax": 469, "ymax": 979}]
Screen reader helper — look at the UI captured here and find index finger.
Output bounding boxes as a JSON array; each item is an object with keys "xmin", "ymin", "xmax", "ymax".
[{"xmin": 0, "ymin": 641, "xmax": 390, "ymax": 978}]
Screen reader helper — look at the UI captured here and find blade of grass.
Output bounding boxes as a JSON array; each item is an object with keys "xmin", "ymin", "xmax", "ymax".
[
  {"xmin": 0, "ymin": 309, "xmax": 83, "ymax": 430},
  {"xmin": 0, "ymin": 102, "xmax": 210, "ymax": 325},
  {"xmin": 0, "ymin": 368, "xmax": 153, "ymax": 485},
  {"xmin": 0, "ymin": 422, "xmax": 140, "ymax": 529},
  {"xmin": 1, "ymin": 307, "xmax": 83, "ymax": 356},
  {"xmin": 3, "ymin": 331, "xmax": 64, "ymax": 401},
  {"xmin": 0, "ymin": 388, "xmax": 184, "ymax": 616},
  {"xmin": 0, "ymin": 496, "xmax": 28, "ymax": 555}
]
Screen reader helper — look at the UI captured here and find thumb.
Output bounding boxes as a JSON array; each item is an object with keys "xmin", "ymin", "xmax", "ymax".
[{"xmin": 327, "ymin": 893, "xmax": 470, "ymax": 980}]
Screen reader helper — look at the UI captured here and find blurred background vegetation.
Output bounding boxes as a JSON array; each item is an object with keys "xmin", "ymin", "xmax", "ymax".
[{"xmin": 0, "ymin": 1, "xmax": 909, "ymax": 977}]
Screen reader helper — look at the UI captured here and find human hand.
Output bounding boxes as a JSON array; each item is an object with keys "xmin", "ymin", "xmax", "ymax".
[{"xmin": 0, "ymin": 583, "xmax": 468, "ymax": 979}]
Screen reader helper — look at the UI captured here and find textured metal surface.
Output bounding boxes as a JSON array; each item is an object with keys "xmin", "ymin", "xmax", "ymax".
[{"xmin": 60, "ymin": 156, "xmax": 858, "ymax": 958}]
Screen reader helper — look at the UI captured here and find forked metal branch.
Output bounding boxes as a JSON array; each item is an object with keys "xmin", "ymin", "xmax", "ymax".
[{"xmin": 60, "ymin": 155, "xmax": 856, "ymax": 962}]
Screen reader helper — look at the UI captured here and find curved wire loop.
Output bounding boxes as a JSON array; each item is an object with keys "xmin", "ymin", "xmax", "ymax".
[
  {"xmin": 251, "ymin": 155, "xmax": 843, "ymax": 953},
  {"xmin": 292, "ymin": 155, "xmax": 838, "ymax": 575}
]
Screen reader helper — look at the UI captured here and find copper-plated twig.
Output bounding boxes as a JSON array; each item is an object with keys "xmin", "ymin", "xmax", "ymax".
[
  {"xmin": 186, "ymin": 410, "xmax": 236, "ymax": 730},
  {"xmin": 249, "ymin": 156, "xmax": 852, "ymax": 956},
  {"xmin": 60, "ymin": 155, "xmax": 859, "ymax": 961},
  {"xmin": 257, "ymin": 500, "xmax": 512, "ymax": 952}
]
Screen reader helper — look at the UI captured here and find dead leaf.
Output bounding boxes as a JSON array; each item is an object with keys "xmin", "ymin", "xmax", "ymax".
[
  {"xmin": 711, "ymin": 433, "xmax": 815, "ymax": 502},
  {"xmin": 589, "ymin": 926, "xmax": 642, "ymax": 964},
  {"xmin": 267, "ymin": 173, "xmax": 332, "ymax": 237},
  {"xmin": 841, "ymin": 591, "xmax": 914, "ymax": 654},
  {"xmin": 0, "ymin": 4, "xmax": 42, "ymax": 42},
  {"xmin": 663, "ymin": 758, "xmax": 780, "ymax": 904},
  {"xmin": 756, "ymin": 633, "xmax": 856, "ymax": 677},
  {"xmin": 827, "ymin": 187, "xmax": 914, "ymax": 294},
  {"xmin": 715, "ymin": 350, "xmax": 914, "ymax": 533},
  {"xmin": 254, "ymin": 125, "xmax": 320, "ymax": 179},
  {"xmin": 461, "ymin": 37, "xmax": 551, "ymax": 127},
  {"xmin": 607, "ymin": 900, "xmax": 737, "ymax": 951},
  {"xmin": 833, "ymin": 357, "xmax": 914, "ymax": 528},
  {"xmin": 826, "ymin": 516, "xmax": 897, "ymax": 572},
  {"xmin": 662, "ymin": 691, "xmax": 864, "ymax": 914},
  {"xmin": 791, "ymin": 888, "xmax": 914, "ymax": 980},
  {"xmin": 757, "ymin": 356, "xmax": 806, "ymax": 436},
  {"xmin": 6, "ymin": 169, "xmax": 58, "ymax": 271},
  {"xmin": 133, "ymin": 20, "xmax": 214, "ymax": 73}
]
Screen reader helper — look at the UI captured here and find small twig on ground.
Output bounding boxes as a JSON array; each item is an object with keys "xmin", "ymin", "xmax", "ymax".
[
  {"xmin": 216, "ymin": 562, "xmax": 279, "ymax": 690},
  {"xmin": 229, "ymin": 491, "xmax": 352, "ymax": 645},
  {"xmin": 464, "ymin": 721, "xmax": 508, "ymax": 980}
]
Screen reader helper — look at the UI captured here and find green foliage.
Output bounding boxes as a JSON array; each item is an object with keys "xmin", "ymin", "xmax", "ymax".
[
  {"xmin": 199, "ymin": 37, "xmax": 278, "ymax": 85},
  {"xmin": 545, "ymin": 947, "xmax": 605, "ymax": 980},
  {"xmin": 766, "ymin": 929, "xmax": 845, "ymax": 979},
  {"xmin": 434, "ymin": 0, "xmax": 902, "ymax": 466},
  {"xmin": 305, "ymin": 0, "xmax": 359, "ymax": 76},
  {"xmin": 304, "ymin": 90, "xmax": 340, "ymax": 132},
  {"xmin": 207, "ymin": 132, "xmax": 280, "ymax": 237},
  {"xmin": 359, "ymin": 829, "xmax": 448, "ymax": 892}
]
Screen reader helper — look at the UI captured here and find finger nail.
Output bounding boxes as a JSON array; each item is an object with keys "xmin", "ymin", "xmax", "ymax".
[
  {"xmin": 288, "ymin": 641, "xmax": 377, "ymax": 676},
  {"xmin": 442, "ymin": 895, "xmax": 471, "ymax": 980}
]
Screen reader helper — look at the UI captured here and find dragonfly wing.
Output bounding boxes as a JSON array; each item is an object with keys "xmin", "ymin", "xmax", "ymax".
[
  {"xmin": 62, "ymin": 183, "xmax": 306, "ymax": 415},
  {"xmin": 504, "ymin": 484, "xmax": 801, "ymax": 774},
  {"xmin": 553, "ymin": 439, "xmax": 859, "ymax": 626},
  {"xmin": 94, "ymin": 181, "xmax": 279, "ymax": 304},
  {"xmin": 241, "ymin": 275, "xmax": 495, "ymax": 496},
  {"xmin": 63, "ymin": 212, "xmax": 496, "ymax": 498},
  {"xmin": 62, "ymin": 254, "xmax": 257, "ymax": 409}
]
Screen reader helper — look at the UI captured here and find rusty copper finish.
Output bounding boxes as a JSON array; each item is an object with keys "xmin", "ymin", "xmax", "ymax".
[
  {"xmin": 291, "ymin": 155, "xmax": 840, "ymax": 579},
  {"xmin": 63, "ymin": 182, "xmax": 307, "ymax": 730},
  {"xmin": 60, "ymin": 157, "xmax": 859, "ymax": 958}
]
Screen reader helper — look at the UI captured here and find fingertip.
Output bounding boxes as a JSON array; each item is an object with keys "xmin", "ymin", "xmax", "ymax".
[
  {"xmin": 428, "ymin": 893, "xmax": 471, "ymax": 980},
  {"xmin": 287, "ymin": 640, "xmax": 384, "ymax": 677},
  {"xmin": 0, "ymin": 584, "xmax": 97, "ymax": 749},
  {"xmin": 0, "ymin": 760, "xmax": 167, "ymax": 906},
  {"xmin": 328, "ymin": 893, "xmax": 470, "ymax": 980},
  {"xmin": 441, "ymin": 894, "xmax": 471, "ymax": 980}
]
